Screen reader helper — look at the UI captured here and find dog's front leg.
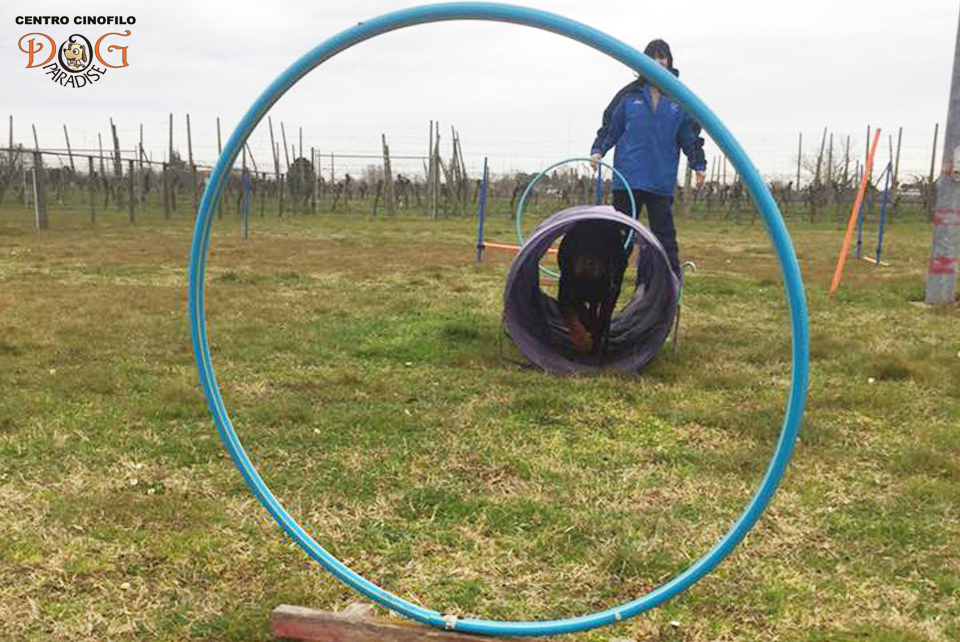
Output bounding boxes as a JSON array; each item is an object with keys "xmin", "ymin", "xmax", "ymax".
[
  {"xmin": 597, "ymin": 299, "xmax": 614, "ymax": 362},
  {"xmin": 563, "ymin": 305, "xmax": 593, "ymax": 354}
]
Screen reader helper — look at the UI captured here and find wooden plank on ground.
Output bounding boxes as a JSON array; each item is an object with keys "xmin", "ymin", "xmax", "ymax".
[{"xmin": 271, "ymin": 603, "xmax": 547, "ymax": 642}]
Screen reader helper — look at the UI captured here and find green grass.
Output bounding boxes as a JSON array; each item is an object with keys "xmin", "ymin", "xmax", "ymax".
[{"xmin": 0, "ymin": 200, "xmax": 958, "ymax": 641}]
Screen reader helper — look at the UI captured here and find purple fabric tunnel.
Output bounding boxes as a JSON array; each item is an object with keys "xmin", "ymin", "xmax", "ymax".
[{"xmin": 503, "ymin": 205, "xmax": 679, "ymax": 375}]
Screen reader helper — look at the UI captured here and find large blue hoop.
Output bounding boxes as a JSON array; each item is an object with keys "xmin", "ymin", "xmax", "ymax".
[{"xmin": 188, "ymin": 3, "xmax": 809, "ymax": 636}]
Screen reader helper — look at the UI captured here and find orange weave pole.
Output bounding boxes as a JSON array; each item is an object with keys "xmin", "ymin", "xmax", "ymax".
[
  {"xmin": 482, "ymin": 240, "xmax": 558, "ymax": 254},
  {"xmin": 830, "ymin": 128, "xmax": 882, "ymax": 293}
]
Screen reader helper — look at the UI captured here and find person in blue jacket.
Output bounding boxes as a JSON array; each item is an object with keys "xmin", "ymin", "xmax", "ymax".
[{"xmin": 590, "ymin": 39, "xmax": 706, "ymax": 279}]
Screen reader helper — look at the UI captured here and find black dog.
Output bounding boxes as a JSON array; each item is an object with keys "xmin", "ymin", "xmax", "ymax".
[{"xmin": 557, "ymin": 220, "xmax": 629, "ymax": 358}]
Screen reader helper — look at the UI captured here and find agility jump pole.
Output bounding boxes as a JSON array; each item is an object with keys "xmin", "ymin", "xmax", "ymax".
[
  {"xmin": 482, "ymin": 240, "xmax": 558, "ymax": 254},
  {"xmin": 830, "ymin": 127, "xmax": 881, "ymax": 293}
]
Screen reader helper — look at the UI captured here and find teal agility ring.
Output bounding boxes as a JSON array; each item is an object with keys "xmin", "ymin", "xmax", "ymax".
[
  {"xmin": 188, "ymin": 3, "xmax": 809, "ymax": 637},
  {"xmin": 514, "ymin": 157, "xmax": 637, "ymax": 279}
]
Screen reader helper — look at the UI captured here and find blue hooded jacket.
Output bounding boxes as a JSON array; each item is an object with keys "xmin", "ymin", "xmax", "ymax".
[{"xmin": 591, "ymin": 78, "xmax": 706, "ymax": 197}]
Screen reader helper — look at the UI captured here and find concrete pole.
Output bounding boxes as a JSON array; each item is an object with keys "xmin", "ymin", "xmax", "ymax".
[{"xmin": 926, "ymin": 6, "xmax": 960, "ymax": 305}]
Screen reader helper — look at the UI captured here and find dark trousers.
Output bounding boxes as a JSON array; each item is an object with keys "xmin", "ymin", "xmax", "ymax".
[{"xmin": 612, "ymin": 188, "xmax": 680, "ymax": 278}]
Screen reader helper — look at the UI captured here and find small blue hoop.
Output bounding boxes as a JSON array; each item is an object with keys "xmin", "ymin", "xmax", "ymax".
[{"xmin": 514, "ymin": 157, "xmax": 636, "ymax": 279}]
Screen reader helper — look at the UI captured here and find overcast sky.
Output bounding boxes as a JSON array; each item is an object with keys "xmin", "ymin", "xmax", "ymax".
[{"xmin": 3, "ymin": 0, "xmax": 957, "ymax": 184}]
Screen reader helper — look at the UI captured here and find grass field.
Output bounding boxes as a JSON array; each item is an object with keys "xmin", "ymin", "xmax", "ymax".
[{"xmin": 1, "ymin": 200, "xmax": 958, "ymax": 641}]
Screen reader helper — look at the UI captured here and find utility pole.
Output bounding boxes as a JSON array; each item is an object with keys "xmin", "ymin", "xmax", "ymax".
[{"xmin": 926, "ymin": 7, "xmax": 960, "ymax": 304}]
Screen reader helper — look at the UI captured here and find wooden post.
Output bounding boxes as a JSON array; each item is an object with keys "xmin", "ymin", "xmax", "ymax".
[
  {"xmin": 241, "ymin": 168, "xmax": 251, "ymax": 239},
  {"xmin": 63, "ymin": 124, "xmax": 76, "ymax": 174},
  {"xmin": 269, "ymin": 117, "xmax": 278, "ymax": 173},
  {"xmin": 162, "ymin": 162, "xmax": 171, "ymax": 219},
  {"xmin": 930, "ymin": 122, "xmax": 940, "ymax": 186},
  {"xmin": 109, "ymin": 119, "xmax": 121, "ymax": 176},
  {"xmin": 291, "ymin": 144, "xmax": 299, "ymax": 213},
  {"xmin": 168, "ymin": 113, "xmax": 174, "ymax": 164},
  {"xmin": 299, "ymin": 126, "xmax": 303, "ymax": 161},
  {"xmin": 271, "ymin": 604, "xmax": 548, "ymax": 642},
  {"xmin": 110, "ymin": 119, "xmax": 123, "ymax": 209},
  {"xmin": 837, "ymin": 135, "xmax": 851, "ymax": 222},
  {"xmin": 311, "ymin": 147, "xmax": 318, "ymax": 214},
  {"xmin": 927, "ymin": 122, "xmax": 940, "ymax": 217},
  {"xmin": 892, "ymin": 127, "xmax": 902, "ymax": 197},
  {"xmin": 434, "ymin": 132, "xmax": 442, "ymax": 218},
  {"xmin": 269, "ymin": 118, "xmax": 280, "ymax": 217},
  {"xmin": 97, "ymin": 132, "xmax": 108, "ymax": 208},
  {"xmin": 260, "ymin": 171, "xmax": 267, "ymax": 218},
  {"xmin": 891, "ymin": 127, "xmax": 903, "ymax": 221},
  {"xmin": 128, "ymin": 159, "xmax": 135, "ymax": 223},
  {"xmin": 381, "ymin": 134, "xmax": 396, "ymax": 216},
  {"xmin": 455, "ymin": 130, "xmax": 469, "ymax": 206},
  {"xmin": 88, "ymin": 156, "xmax": 96, "ymax": 224},
  {"xmin": 32, "ymin": 151, "xmax": 48, "ymax": 230},
  {"xmin": 428, "ymin": 120, "xmax": 436, "ymax": 217},
  {"xmin": 796, "ymin": 131, "xmax": 802, "ymax": 191},
  {"xmin": 450, "ymin": 126, "xmax": 463, "ymax": 205},
  {"xmin": 812, "ymin": 127, "xmax": 827, "ymax": 222},
  {"xmin": 826, "ymin": 132, "xmax": 835, "ymax": 206},
  {"xmin": 843, "ymin": 136, "xmax": 850, "ymax": 187},
  {"xmin": 281, "ymin": 122, "xmax": 290, "ymax": 171},
  {"xmin": 187, "ymin": 113, "xmax": 197, "ymax": 211},
  {"xmin": 215, "ymin": 119, "xmax": 223, "ymax": 219},
  {"xmin": 137, "ymin": 124, "xmax": 144, "ymax": 204},
  {"xmin": 32, "ymin": 124, "xmax": 40, "ymax": 151},
  {"xmin": 278, "ymin": 142, "xmax": 285, "ymax": 218},
  {"xmin": 826, "ymin": 132, "xmax": 834, "ymax": 194},
  {"xmin": 449, "ymin": 126, "xmax": 459, "ymax": 204}
]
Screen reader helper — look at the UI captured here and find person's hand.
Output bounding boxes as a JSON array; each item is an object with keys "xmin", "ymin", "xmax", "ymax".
[
  {"xmin": 695, "ymin": 170, "xmax": 706, "ymax": 189},
  {"xmin": 589, "ymin": 153, "xmax": 601, "ymax": 172}
]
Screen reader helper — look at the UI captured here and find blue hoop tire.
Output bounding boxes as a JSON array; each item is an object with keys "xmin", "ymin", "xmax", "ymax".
[
  {"xmin": 514, "ymin": 157, "xmax": 636, "ymax": 279},
  {"xmin": 188, "ymin": 3, "xmax": 809, "ymax": 637}
]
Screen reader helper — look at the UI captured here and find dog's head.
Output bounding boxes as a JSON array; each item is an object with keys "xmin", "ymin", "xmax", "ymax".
[
  {"xmin": 563, "ymin": 221, "xmax": 628, "ymax": 287},
  {"xmin": 63, "ymin": 41, "xmax": 86, "ymax": 63}
]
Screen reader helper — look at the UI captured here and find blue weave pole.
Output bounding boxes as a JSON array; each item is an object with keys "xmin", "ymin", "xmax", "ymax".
[
  {"xmin": 875, "ymin": 162, "xmax": 892, "ymax": 265},
  {"xmin": 188, "ymin": 3, "xmax": 809, "ymax": 636},
  {"xmin": 476, "ymin": 156, "xmax": 489, "ymax": 262}
]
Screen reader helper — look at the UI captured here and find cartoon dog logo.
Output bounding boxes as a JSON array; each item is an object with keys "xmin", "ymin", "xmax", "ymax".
[{"xmin": 58, "ymin": 34, "xmax": 92, "ymax": 73}]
